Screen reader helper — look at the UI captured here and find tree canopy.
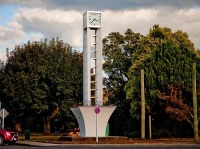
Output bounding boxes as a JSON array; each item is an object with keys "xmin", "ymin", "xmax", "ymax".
[
  {"xmin": 103, "ymin": 29, "xmax": 142, "ymax": 136},
  {"xmin": 125, "ymin": 35, "xmax": 200, "ymax": 137},
  {"xmin": 2, "ymin": 38, "xmax": 83, "ymax": 134},
  {"xmin": 103, "ymin": 25, "xmax": 199, "ymax": 137},
  {"xmin": 125, "ymin": 25, "xmax": 199, "ymax": 116}
]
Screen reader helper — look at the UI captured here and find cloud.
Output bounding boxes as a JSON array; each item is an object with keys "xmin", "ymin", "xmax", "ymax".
[
  {"xmin": 102, "ymin": 8, "xmax": 200, "ymax": 49},
  {"xmin": 0, "ymin": 48, "xmax": 6, "ymax": 62},
  {"xmin": 0, "ymin": 23, "xmax": 26, "ymax": 61},
  {"xmin": 1, "ymin": 0, "xmax": 200, "ymax": 11},
  {"xmin": 155, "ymin": 8, "xmax": 200, "ymax": 49},
  {"xmin": 29, "ymin": 32, "xmax": 44, "ymax": 41},
  {"xmin": 0, "ymin": 0, "xmax": 200, "ymax": 64},
  {"xmin": 1, "ymin": 0, "xmax": 200, "ymax": 64},
  {"xmin": 7, "ymin": 21, "xmax": 23, "ymax": 29},
  {"xmin": 0, "ymin": 24, "xmax": 26, "ymax": 41},
  {"xmin": 7, "ymin": 6, "xmax": 200, "ymax": 50},
  {"xmin": 102, "ymin": 9, "xmax": 158, "ymax": 35},
  {"xmin": 13, "ymin": 8, "xmax": 83, "ymax": 47},
  {"xmin": 14, "ymin": 8, "xmax": 82, "ymax": 24}
]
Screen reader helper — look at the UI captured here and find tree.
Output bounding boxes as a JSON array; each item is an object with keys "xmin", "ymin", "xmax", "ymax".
[
  {"xmin": 125, "ymin": 40, "xmax": 200, "ymax": 137},
  {"xmin": 125, "ymin": 25, "xmax": 196, "ymax": 117},
  {"xmin": 103, "ymin": 29, "xmax": 142, "ymax": 89},
  {"xmin": 158, "ymin": 84, "xmax": 200, "ymax": 129},
  {"xmin": 103, "ymin": 29, "xmax": 142, "ymax": 136},
  {"xmin": 129, "ymin": 25, "xmax": 195, "ymax": 77},
  {"xmin": 196, "ymin": 49, "xmax": 200, "ymax": 57},
  {"xmin": 2, "ymin": 38, "xmax": 83, "ymax": 134}
]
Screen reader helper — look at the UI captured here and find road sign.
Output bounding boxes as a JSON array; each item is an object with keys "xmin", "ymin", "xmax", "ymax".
[
  {"xmin": 0, "ymin": 108, "xmax": 9, "ymax": 129},
  {"xmin": 0, "ymin": 108, "xmax": 9, "ymax": 118},
  {"xmin": 94, "ymin": 107, "xmax": 100, "ymax": 114}
]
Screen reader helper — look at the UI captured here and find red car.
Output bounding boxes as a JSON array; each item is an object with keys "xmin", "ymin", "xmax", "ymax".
[{"xmin": 0, "ymin": 127, "xmax": 18, "ymax": 145}]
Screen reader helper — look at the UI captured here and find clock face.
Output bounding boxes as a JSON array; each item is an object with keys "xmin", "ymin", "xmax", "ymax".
[{"xmin": 88, "ymin": 13, "xmax": 101, "ymax": 26}]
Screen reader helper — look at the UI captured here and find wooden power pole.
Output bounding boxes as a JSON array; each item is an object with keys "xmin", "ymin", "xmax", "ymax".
[
  {"xmin": 141, "ymin": 69, "xmax": 145, "ymax": 139},
  {"xmin": 192, "ymin": 63, "xmax": 198, "ymax": 142}
]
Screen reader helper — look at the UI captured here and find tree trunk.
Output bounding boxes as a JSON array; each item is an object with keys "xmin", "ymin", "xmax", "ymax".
[
  {"xmin": 43, "ymin": 116, "xmax": 51, "ymax": 135},
  {"xmin": 15, "ymin": 122, "xmax": 22, "ymax": 133},
  {"xmin": 42, "ymin": 107, "xmax": 60, "ymax": 135}
]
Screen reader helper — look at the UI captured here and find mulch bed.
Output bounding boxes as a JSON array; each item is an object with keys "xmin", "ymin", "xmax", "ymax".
[{"xmin": 42, "ymin": 138, "xmax": 198, "ymax": 144}]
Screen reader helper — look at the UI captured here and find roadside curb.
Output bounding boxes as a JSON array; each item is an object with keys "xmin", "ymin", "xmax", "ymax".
[{"xmin": 16, "ymin": 141, "xmax": 61, "ymax": 146}]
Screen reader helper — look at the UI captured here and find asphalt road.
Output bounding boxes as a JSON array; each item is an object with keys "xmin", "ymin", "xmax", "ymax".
[{"xmin": 1, "ymin": 144, "xmax": 200, "ymax": 149}]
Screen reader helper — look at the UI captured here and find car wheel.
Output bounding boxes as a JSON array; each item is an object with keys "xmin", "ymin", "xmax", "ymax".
[{"xmin": 0, "ymin": 136, "xmax": 5, "ymax": 145}]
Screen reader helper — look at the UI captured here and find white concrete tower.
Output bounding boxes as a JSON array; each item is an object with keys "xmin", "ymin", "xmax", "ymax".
[
  {"xmin": 83, "ymin": 11, "xmax": 102, "ymax": 106},
  {"xmin": 70, "ymin": 11, "xmax": 116, "ymax": 137}
]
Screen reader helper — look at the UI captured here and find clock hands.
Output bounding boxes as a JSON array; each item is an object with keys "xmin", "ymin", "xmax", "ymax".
[
  {"xmin": 90, "ymin": 18, "xmax": 100, "ymax": 25},
  {"xmin": 91, "ymin": 18, "xmax": 100, "ymax": 22},
  {"xmin": 90, "ymin": 19, "xmax": 96, "ymax": 24}
]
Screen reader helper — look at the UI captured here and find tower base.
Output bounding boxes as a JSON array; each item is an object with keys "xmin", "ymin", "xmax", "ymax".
[{"xmin": 70, "ymin": 106, "xmax": 116, "ymax": 137}]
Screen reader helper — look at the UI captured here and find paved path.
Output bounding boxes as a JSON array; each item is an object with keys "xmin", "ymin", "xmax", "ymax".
[{"xmin": 16, "ymin": 141, "xmax": 62, "ymax": 146}]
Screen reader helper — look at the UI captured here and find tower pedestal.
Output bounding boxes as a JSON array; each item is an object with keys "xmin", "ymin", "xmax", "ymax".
[{"xmin": 70, "ymin": 106, "xmax": 116, "ymax": 137}]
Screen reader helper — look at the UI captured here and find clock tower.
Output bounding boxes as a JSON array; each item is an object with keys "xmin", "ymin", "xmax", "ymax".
[
  {"xmin": 70, "ymin": 11, "xmax": 116, "ymax": 137},
  {"xmin": 83, "ymin": 11, "xmax": 102, "ymax": 106}
]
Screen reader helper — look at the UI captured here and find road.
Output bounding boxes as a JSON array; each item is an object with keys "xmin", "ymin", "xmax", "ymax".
[{"xmin": 1, "ymin": 144, "xmax": 200, "ymax": 149}]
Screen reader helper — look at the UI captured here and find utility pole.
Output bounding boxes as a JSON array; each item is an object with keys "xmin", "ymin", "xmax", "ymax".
[
  {"xmin": 141, "ymin": 69, "xmax": 145, "ymax": 139},
  {"xmin": 192, "ymin": 63, "xmax": 198, "ymax": 142}
]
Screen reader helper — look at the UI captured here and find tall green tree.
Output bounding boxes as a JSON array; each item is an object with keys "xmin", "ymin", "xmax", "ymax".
[
  {"xmin": 125, "ymin": 40, "xmax": 200, "ymax": 137},
  {"xmin": 125, "ymin": 25, "xmax": 196, "ymax": 118},
  {"xmin": 103, "ymin": 29, "xmax": 142, "ymax": 136},
  {"xmin": 130, "ymin": 24, "xmax": 195, "ymax": 75},
  {"xmin": 2, "ymin": 38, "xmax": 83, "ymax": 134}
]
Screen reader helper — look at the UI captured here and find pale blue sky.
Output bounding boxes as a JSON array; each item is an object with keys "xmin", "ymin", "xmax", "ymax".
[
  {"xmin": 0, "ymin": 0, "xmax": 200, "ymax": 62},
  {"xmin": 0, "ymin": 4, "xmax": 18, "ymax": 26}
]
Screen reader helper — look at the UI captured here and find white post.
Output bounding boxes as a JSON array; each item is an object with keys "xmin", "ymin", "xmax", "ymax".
[
  {"xmin": 149, "ymin": 115, "xmax": 152, "ymax": 139},
  {"xmin": 96, "ymin": 113, "xmax": 98, "ymax": 143}
]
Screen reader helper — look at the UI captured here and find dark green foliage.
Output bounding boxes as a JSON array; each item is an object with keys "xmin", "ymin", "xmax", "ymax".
[
  {"xmin": 103, "ymin": 29, "xmax": 142, "ymax": 135},
  {"xmin": 126, "ymin": 41, "xmax": 200, "ymax": 116},
  {"xmin": 2, "ymin": 38, "xmax": 83, "ymax": 134},
  {"xmin": 125, "ymin": 41, "xmax": 200, "ymax": 137}
]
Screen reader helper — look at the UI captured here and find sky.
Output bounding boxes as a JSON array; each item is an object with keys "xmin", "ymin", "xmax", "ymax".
[{"xmin": 0, "ymin": 0, "xmax": 200, "ymax": 62}]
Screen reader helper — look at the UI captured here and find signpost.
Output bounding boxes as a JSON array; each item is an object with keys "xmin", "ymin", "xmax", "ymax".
[
  {"xmin": 94, "ymin": 107, "xmax": 100, "ymax": 143},
  {"xmin": 0, "ymin": 108, "xmax": 9, "ymax": 128}
]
